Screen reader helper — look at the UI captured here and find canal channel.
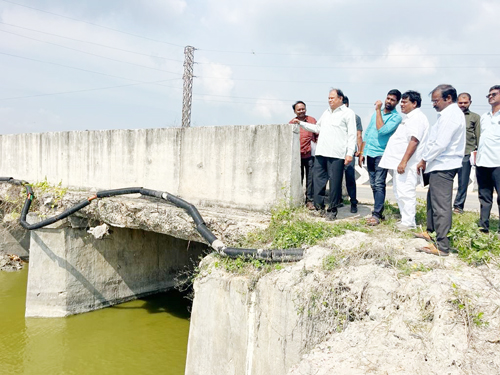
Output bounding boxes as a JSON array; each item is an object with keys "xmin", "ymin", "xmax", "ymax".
[{"xmin": 0, "ymin": 265, "xmax": 190, "ymax": 375}]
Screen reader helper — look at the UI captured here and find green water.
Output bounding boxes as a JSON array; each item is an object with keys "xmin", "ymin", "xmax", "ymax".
[{"xmin": 0, "ymin": 266, "xmax": 190, "ymax": 375}]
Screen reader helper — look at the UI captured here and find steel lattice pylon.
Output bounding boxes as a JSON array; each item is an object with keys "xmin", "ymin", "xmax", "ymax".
[{"xmin": 181, "ymin": 46, "xmax": 195, "ymax": 128}]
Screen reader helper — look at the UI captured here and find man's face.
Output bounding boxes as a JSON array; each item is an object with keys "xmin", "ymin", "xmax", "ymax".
[
  {"xmin": 294, "ymin": 103, "xmax": 306, "ymax": 119},
  {"xmin": 400, "ymin": 97, "xmax": 417, "ymax": 115},
  {"xmin": 431, "ymin": 90, "xmax": 451, "ymax": 112},
  {"xmin": 328, "ymin": 91, "xmax": 343, "ymax": 110},
  {"xmin": 487, "ymin": 88, "xmax": 500, "ymax": 108},
  {"xmin": 384, "ymin": 94, "xmax": 399, "ymax": 111},
  {"xmin": 457, "ymin": 95, "xmax": 471, "ymax": 113}
]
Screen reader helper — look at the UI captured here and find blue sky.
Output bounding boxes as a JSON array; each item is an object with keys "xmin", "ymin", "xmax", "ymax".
[{"xmin": 0, "ymin": 0, "xmax": 498, "ymax": 134}]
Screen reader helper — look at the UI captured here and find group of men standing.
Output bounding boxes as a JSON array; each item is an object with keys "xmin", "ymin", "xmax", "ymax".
[{"xmin": 290, "ymin": 84, "xmax": 500, "ymax": 257}]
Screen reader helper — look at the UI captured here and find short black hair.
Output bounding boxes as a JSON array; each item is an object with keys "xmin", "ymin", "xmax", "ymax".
[
  {"xmin": 431, "ymin": 84, "xmax": 457, "ymax": 102},
  {"xmin": 292, "ymin": 101, "xmax": 306, "ymax": 111},
  {"xmin": 387, "ymin": 89, "xmax": 402, "ymax": 102},
  {"xmin": 458, "ymin": 92, "xmax": 471, "ymax": 101},
  {"xmin": 490, "ymin": 85, "xmax": 500, "ymax": 92},
  {"xmin": 402, "ymin": 90, "xmax": 422, "ymax": 108},
  {"xmin": 330, "ymin": 88, "xmax": 344, "ymax": 101},
  {"xmin": 343, "ymin": 96, "xmax": 349, "ymax": 106}
]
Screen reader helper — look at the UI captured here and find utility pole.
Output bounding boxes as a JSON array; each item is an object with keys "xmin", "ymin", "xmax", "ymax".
[{"xmin": 181, "ymin": 45, "xmax": 195, "ymax": 128}]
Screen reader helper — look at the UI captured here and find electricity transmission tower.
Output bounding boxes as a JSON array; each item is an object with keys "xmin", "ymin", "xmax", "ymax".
[{"xmin": 181, "ymin": 46, "xmax": 195, "ymax": 128}]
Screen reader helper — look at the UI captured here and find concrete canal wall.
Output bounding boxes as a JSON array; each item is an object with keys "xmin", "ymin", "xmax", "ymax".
[{"xmin": 0, "ymin": 124, "xmax": 302, "ymax": 211}]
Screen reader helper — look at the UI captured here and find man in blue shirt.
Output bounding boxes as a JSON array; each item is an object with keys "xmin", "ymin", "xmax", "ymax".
[{"xmin": 359, "ymin": 89, "xmax": 402, "ymax": 225}]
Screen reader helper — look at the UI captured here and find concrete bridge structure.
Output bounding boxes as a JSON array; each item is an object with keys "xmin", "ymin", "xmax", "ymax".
[
  {"xmin": 0, "ymin": 123, "xmax": 479, "ymax": 318},
  {"xmin": 0, "ymin": 124, "xmax": 302, "ymax": 317}
]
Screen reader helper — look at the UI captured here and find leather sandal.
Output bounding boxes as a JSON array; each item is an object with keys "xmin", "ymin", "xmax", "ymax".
[
  {"xmin": 416, "ymin": 243, "xmax": 449, "ymax": 257},
  {"xmin": 366, "ymin": 216, "xmax": 380, "ymax": 226},
  {"xmin": 414, "ymin": 231, "xmax": 433, "ymax": 242}
]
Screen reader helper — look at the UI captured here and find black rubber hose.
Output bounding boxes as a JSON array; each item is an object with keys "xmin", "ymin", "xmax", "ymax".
[
  {"xmin": 139, "ymin": 188, "xmax": 163, "ymax": 199},
  {"xmin": 165, "ymin": 193, "xmax": 204, "ymax": 226},
  {"xmin": 223, "ymin": 247, "xmax": 304, "ymax": 261},
  {"xmin": 96, "ymin": 187, "xmax": 142, "ymax": 198},
  {"xmin": 20, "ymin": 200, "xmax": 91, "ymax": 230},
  {"xmin": 0, "ymin": 178, "xmax": 304, "ymax": 261},
  {"xmin": 197, "ymin": 223, "xmax": 217, "ymax": 244}
]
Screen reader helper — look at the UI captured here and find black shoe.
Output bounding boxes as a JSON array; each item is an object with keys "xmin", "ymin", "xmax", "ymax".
[
  {"xmin": 324, "ymin": 210, "xmax": 337, "ymax": 221},
  {"xmin": 337, "ymin": 202, "xmax": 345, "ymax": 208},
  {"xmin": 350, "ymin": 204, "xmax": 358, "ymax": 213}
]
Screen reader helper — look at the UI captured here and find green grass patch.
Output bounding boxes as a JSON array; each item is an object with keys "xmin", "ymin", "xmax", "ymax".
[
  {"xmin": 213, "ymin": 254, "xmax": 279, "ymax": 275},
  {"xmin": 449, "ymin": 212, "xmax": 500, "ymax": 265},
  {"xmin": 241, "ymin": 204, "xmax": 370, "ymax": 249},
  {"xmin": 382, "ymin": 256, "xmax": 435, "ymax": 277}
]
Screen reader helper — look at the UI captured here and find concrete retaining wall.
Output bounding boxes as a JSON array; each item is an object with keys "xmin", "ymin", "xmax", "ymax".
[
  {"xmin": 26, "ymin": 220, "xmax": 206, "ymax": 317},
  {"xmin": 0, "ymin": 124, "xmax": 302, "ymax": 211}
]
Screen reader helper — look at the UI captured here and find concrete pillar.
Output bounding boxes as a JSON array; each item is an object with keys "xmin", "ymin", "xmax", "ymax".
[{"xmin": 25, "ymin": 218, "xmax": 206, "ymax": 317}]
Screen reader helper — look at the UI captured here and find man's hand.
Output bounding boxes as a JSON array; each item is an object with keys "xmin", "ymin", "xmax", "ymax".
[
  {"xmin": 397, "ymin": 160, "xmax": 407, "ymax": 174},
  {"xmin": 290, "ymin": 119, "xmax": 300, "ymax": 124},
  {"xmin": 416, "ymin": 160, "xmax": 426, "ymax": 175},
  {"xmin": 345, "ymin": 155, "xmax": 353, "ymax": 165},
  {"xmin": 375, "ymin": 100, "xmax": 383, "ymax": 111},
  {"xmin": 358, "ymin": 155, "xmax": 364, "ymax": 168}
]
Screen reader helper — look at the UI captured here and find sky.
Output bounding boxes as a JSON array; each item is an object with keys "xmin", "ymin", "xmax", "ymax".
[{"xmin": 0, "ymin": 0, "xmax": 498, "ymax": 135}]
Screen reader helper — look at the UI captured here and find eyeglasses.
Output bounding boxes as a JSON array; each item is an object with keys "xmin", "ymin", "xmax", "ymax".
[
  {"xmin": 486, "ymin": 92, "xmax": 499, "ymax": 99},
  {"xmin": 431, "ymin": 98, "xmax": 441, "ymax": 104}
]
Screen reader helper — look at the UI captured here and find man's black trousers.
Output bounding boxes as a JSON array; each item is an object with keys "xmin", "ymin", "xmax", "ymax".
[{"xmin": 312, "ymin": 155, "xmax": 344, "ymax": 212}]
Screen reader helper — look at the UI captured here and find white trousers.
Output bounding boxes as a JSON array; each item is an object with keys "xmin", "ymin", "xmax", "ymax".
[{"xmin": 392, "ymin": 167, "xmax": 418, "ymax": 228}]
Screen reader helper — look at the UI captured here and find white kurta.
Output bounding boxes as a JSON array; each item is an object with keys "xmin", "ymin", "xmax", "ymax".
[{"xmin": 380, "ymin": 108, "xmax": 430, "ymax": 228}]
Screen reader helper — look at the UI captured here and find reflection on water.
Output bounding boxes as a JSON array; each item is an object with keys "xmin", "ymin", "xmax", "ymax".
[{"xmin": 0, "ymin": 266, "xmax": 190, "ymax": 375}]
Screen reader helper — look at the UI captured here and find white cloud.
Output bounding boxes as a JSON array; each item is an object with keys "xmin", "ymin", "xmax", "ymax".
[
  {"xmin": 196, "ymin": 60, "xmax": 235, "ymax": 99},
  {"xmin": 254, "ymin": 96, "xmax": 288, "ymax": 121}
]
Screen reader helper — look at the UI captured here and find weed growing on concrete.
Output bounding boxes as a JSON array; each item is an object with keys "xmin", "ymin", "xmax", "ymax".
[
  {"xmin": 294, "ymin": 280, "xmax": 368, "ymax": 349},
  {"xmin": 242, "ymin": 204, "xmax": 369, "ymax": 249},
  {"xmin": 449, "ymin": 283, "xmax": 489, "ymax": 345},
  {"xmin": 33, "ymin": 178, "xmax": 68, "ymax": 209},
  {"xmin": 213, "ymin": 254, "xmax": 274, "ymax": 275}
]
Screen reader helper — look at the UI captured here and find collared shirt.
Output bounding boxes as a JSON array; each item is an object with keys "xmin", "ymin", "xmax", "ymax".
[
  {"xmin": 463, "ymin": 109, "xmax": 481, "ymax": 155},
  {"xmin": 363, "ymin": 109, "xmax": 402, "ymax": 157},
  {"xmin": 477, "ymin": 110, "xmax": 500, "ymax": 167},
  {"xmin": 298, "ymin": 104, "xmax": 356, "ymax": 159},
  {"xmin": 422, "ymin": 103, "xmax": 466, "ymax": 173},
  {"xmin": 379, "ymin": 108, "xmax": 429, "ymax": 170}
]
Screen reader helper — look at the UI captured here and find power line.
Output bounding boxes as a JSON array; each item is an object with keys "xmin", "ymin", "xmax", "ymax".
[
  {"xmin": 0, "ymin": 21, "xmax": 183, "ymax": 62},
  {"xmin": 198, "ymin": 48, "xmax": 500, "ymax": 58},
  {"xmin": 197, "ymin": 75, "xmax": 496, "ymax": 86},
  {"xmin": 0, "ymin": 79, "xmax": 182, "ymax": 101},
  {"xmin": 0, "ymin": 51, "xmax": 181, "ymax": 83},
  {"xmin": 0, "ymin": 29, "xmax": 184, "ymax": 74},
  {"xmin": 196, "ymin": 61, "xmax": 500, "ymax": 70},
  {"xmin": 1, "ymin": 0, "xmax": 185, "ymax": 47}
]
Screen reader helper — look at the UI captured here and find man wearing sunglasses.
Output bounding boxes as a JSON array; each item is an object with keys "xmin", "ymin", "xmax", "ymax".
[{"xmin": 476, "ymin": 85, "xmax": 500, "ymax": 239}]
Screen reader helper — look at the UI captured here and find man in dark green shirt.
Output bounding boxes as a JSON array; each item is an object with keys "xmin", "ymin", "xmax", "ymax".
[{"xmin": 453, "ymin": 92, "xmax": 481, "ymax": 213}]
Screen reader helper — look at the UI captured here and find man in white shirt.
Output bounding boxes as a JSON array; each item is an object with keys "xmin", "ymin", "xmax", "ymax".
[
  {"xmin": 291, "ymin": 88, "xmax": 356, "ymax": 220},
  {"xmin": 416, "ymin": 84, "xmax": 466, "ymax": 256},
  {"xmin": 380, "ymin": 91, "xmax": 429, "ymax": 230},
  {"xmin": 476, "ymin": 85, "xmax": 500, "ymax": 238}
]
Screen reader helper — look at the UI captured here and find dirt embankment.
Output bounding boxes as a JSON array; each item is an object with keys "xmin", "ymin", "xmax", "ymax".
[{"xmin": 286, "ymin": 230, "xmax": 500, "ymax": 375}]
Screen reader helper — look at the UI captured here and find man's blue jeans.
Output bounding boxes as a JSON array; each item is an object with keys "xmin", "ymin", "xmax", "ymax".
[{"xmin": 367, "ymin": 156, "xmax": 388, "ymax": 219}]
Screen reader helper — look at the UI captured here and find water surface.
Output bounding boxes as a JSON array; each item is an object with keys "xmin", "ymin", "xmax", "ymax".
[{"xmin": 0, "ymin": 266, "xmax": 190, "ymax": 375}]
